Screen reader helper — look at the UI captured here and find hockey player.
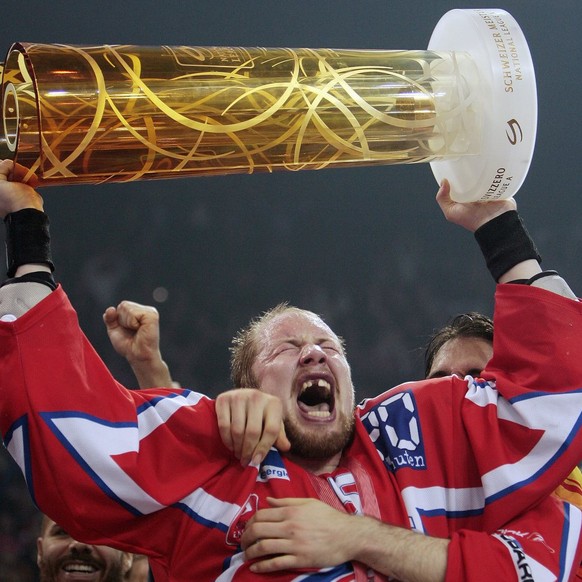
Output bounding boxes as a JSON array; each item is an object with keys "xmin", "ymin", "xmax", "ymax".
[{"xmin": 1, "ymin": 159, "xmax": 581, "ymax": 580}]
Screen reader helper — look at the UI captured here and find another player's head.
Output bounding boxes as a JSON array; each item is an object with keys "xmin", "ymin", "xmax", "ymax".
[{"xmin": 424, "ymin": 312, "xmax": 493, "ymax": 379}]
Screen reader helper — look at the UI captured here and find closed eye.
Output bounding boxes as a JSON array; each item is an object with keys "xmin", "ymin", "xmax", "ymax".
[
  {"xmin": 319, "ymin": 340, "xmax": 341, "ymax": 352},
  {"xmin": 275, "ymin": 342, "xmax": 300, "ymax": 355},
  {"xmin": 322, "ymin": 345, "xmax": 339, "ymax": 353}
]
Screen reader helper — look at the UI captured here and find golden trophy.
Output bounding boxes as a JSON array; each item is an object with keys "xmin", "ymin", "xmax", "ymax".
[{"xmin": 0, "ymin": 9, "xmax": 536, "ymax": 201}]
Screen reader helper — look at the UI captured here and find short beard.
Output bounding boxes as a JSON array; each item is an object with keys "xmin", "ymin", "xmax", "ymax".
[
  {"xmin": 284, "ymin": 413, "xmax": 355, "ymax": 460},
  {"xmin": 38, "ymin": 558, "xmax": 126, "ymax": 582}
]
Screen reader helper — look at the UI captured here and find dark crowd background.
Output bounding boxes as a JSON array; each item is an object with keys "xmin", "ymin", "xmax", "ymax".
[{"xmin": 1, "ymin": 1, "xmax": 581, "ymax": 579}]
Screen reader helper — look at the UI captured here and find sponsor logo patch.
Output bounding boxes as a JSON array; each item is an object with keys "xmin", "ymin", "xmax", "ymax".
[
  {"xmin": 256, "ymin": 449, "xmax": 290, "ymax": 482},
  {"xmin": 361, "ymin": 391, "xmax": 426, "ymax": 472}
]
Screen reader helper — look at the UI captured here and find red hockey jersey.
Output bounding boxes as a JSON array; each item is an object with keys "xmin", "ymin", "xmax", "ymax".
[{"xmin": 1, "ymin": 284, "xmax": 582, "ymax": 581}]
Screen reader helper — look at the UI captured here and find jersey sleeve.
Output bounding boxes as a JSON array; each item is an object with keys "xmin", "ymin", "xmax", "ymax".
[
  {"xmin": 485, "ymin": 282, "xmax": 582, "ymax": 396},
  {"xmin": 479, "ymin": 283, "xmax": 582, "ymax": 521},
  {"xmin": 0, "ymin": 286, "xmax": 232, "ymax": 555},
  {"xmin": 358, "ymin": 283, "xmax": 582, "ymax": 533},
  {"xmin": 446, "ymin": 496, "xmax": 582, "ymax": 582}
]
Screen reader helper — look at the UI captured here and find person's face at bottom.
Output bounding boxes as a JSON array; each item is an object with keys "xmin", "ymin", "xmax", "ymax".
[
  {"xmin": 427, "ymin": 336, "xmax": 493, "ymax": 379},
  {"xmin": 252, "ymin": 311, "xmax": 355, "ymax": 465},
  {"xmin": 37, "ymin": 518, "xmax": 132, "ymax": 582}
]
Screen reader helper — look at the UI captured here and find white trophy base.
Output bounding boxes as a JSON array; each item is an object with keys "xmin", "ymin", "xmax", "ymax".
[{"xmin": 428, "ymin": 9, "xmax": 537, "ymax": 202}]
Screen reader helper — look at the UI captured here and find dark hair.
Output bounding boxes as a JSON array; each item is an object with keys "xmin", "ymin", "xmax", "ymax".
[{"xmin": 424, "ymin": 312, "xmax": 493, "ymax": 378}]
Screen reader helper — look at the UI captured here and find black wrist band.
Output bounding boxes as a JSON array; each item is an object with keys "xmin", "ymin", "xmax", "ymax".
[
  {"xmin": 508, "ymin": 270, "xmax": 559, "ymax": 285},
  {"xmin": 1, "ymin": 271, "xmax": 57, "ymax": 290},
  {"xmin": 474, "ymin": 210, "xmax": 541, "ymax": 282},
  {"xmin": 4, "ymin": 209, "xmax": 55, "ymax": 277}
]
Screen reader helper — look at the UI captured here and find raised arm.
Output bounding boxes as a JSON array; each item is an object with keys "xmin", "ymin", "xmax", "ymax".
[
  {"xmin": 0, "ymin": 159, "xmax": 177, "ymax": 389},
  {"xmin": 437, "ymin": 179, "xmax": 576, "ymax": 297},
  {"xmin": 0, "ymin": 160, "xmax": 55, "ymax": 319},
  {"xmin": 0, "ymin": 160, "xmax": 236, "ymax": 571},
  {"xmin": 435, "ymin": 179, "xmax": 541, "ymax": 282},
  {"xmin": 103, "ymin": 300, "xmax": 178, "ymax": 388}
]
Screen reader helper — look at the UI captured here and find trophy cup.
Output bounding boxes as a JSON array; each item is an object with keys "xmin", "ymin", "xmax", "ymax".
[{"xmin": 0, "ymin": 8, "xmax": 536, "ymax": 201}]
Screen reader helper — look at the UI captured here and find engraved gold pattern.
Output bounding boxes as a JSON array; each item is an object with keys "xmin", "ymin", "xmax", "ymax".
[{"xmin": 1, "ymin": 44, "xmax": 481, "ymax": 185}]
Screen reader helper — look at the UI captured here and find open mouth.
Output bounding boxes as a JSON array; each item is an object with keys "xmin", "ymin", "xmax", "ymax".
[
  {"xmin": 297, "ymin": 377, "xmax": 335, "ymax": 419},
  {"xmin": 61, "ymin": 560, "xmax": 99, "ymax": 576}
]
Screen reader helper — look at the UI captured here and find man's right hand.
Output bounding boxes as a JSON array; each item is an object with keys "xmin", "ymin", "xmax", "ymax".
[
  {"xmin": 0, "ymin": 159, "xmax": 43, "ymax": 217},
  {"xmin": 216, "ymin": 389, "xmax": 290, "ymax": 467}
]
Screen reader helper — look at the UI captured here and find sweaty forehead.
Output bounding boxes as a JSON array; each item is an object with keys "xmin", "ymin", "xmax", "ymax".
[{"xmin": 259, "ymin": 311, "xmax": 337, "ymax": 348}]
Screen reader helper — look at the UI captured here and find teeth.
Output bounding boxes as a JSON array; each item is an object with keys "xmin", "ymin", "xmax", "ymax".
[
  {"xmin": 307, "ymin": 410, "xmax": 331, "ymax": 418},
  {"xmin": 301, "ymin": 378, "xmax": 331, "ymax": 392},
  {"xmin": 63, "ymin": 563, "xmax": 97, "ymax": 573}
]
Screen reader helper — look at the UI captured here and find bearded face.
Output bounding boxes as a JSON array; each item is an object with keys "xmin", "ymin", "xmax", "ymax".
[
  {"xmin": 38, "ymin": 554, "xmax": 127, "ymax": 582},
  {"xmin": 37, "ymin": 519, "xmax": 132, "ymax": 582},
  {"xmin": 284, "ymin": 411, "xmax": 355, "ymax": 460},
  {"xmin": 251, "ymin": 310, "xmax": 356, "ymax": 469}
]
